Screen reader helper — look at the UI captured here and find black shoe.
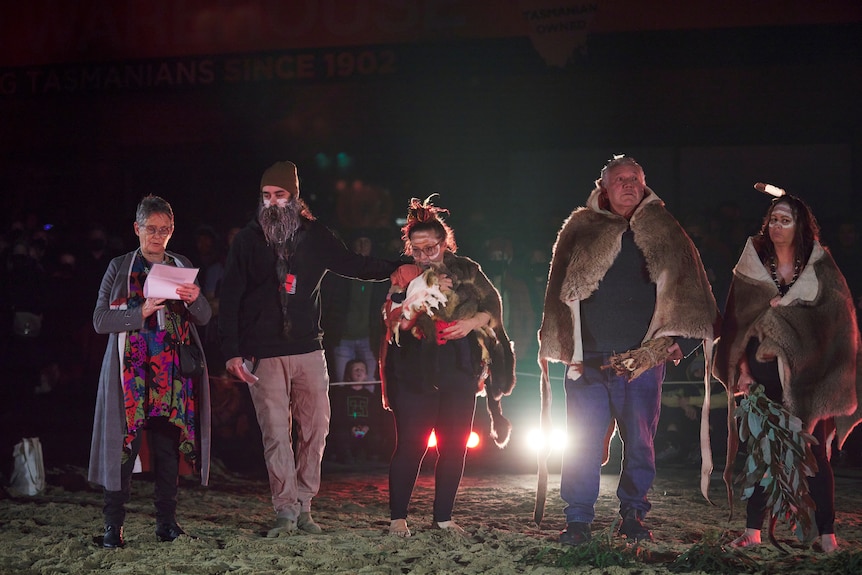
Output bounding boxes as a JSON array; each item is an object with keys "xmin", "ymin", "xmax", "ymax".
[
  {"xmin": 103, "ymin": 525, "xmax": 124, "ymax": 548},
  {"xmin": 559, "ymin": 522, "xmax": 591, "ymax": 546},
  {"xmin": 618, "ymin": 510, "xmax": 653, "ymax": 542},
  {"xmin": 155, "ymin": 522, "xmax": 186, "ymax": 542}
]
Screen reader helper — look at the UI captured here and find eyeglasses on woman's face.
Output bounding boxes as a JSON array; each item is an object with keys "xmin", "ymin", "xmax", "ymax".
[
  {"xmin": 143, "ymin": 225, "xmax": 174, "ymax": 237},
  {"xmin": 411, "ymin": 240, "xmax": 442, "ymax": 258}
]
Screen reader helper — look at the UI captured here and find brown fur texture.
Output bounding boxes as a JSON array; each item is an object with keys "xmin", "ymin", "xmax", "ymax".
[
  {"xmin": 605, "ymin": 336, "xmax": 674, "ymax": 381},
  {"xmin": 539, "ymin": 189, "xmax": 718, "ymax": 364},
  {"xmin": 534, "ymin": 186, "xmax": 718, "ymax": 524},
  {"xmin": 432, "ymin": 254, "xmax": 516, "ymax": 447},
  {"xmin": 411, "ymin": 267, "xmax": 482, "ymax": 340},
  {"xmin": 714, "ymin": 239, "xmax": 861, "ymax": 445},
  {"xmin": 713, "ymin": 238, "xmax": 861, "ymax": 523},
  {"xmin": 382, "ymin": 255, "xmax": 516, "ymax": 447}
]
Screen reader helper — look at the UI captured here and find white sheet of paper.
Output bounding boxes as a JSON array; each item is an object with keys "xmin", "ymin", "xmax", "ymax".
[
  {"xmin": 241, "ymin": 360, "xmax": 259, "ymax": 384},
  {"xmin": 143, "ymin": 263, "xmax": 199, "ymax": 300}
]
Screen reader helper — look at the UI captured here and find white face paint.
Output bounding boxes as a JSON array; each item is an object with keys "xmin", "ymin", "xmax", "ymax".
[
  {"xmin": 768, "ymin": 204, "xmax": 795, "ymax": 229},
  {"xmin": 262, "ymin": 198, "xmax": 290, "ymax": 209}
]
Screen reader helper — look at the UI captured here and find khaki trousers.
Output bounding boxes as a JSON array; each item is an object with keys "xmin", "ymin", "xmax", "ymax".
[{"xmin": 249, "ymin": 350, "xmax": 330, "ymax": 518}]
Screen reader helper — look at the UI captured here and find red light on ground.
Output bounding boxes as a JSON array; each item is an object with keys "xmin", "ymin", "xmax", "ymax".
[{"xmin": 426, "ymin": 430, "xmax": 480, "ymax": 449}]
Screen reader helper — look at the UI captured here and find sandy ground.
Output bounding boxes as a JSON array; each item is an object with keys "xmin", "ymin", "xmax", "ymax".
[{"xmin": 1, "ymin": 452, "xmax": 861, "ymax": 575}]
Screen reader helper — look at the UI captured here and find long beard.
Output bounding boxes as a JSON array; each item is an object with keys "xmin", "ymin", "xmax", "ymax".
[{"xmin": 259, "ymin": 200, "xmax": 302, "ymax": 258}]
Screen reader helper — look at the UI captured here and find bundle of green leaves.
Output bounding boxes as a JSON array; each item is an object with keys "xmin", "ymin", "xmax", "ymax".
[{"xmin": 736, "ymin": 384, "xmax": 819, "ymax": 543}]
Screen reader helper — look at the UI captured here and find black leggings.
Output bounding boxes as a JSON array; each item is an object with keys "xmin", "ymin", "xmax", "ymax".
[
  {"xmin": 388, "ymin": 386, "xmax": 477, "ymax": 523},
  {"xmin": 744, "ymin": 340, "xmax": 835, "ymax": 535},
  {"xmin": 103, "ymin": 417, "xmax": 181, "ymax": 526}
]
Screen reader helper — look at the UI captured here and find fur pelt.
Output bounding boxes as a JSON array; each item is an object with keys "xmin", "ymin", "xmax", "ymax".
[
  {"xmin": 713, "ymin": 238, "xmax": 861, "ymax": 518},
  {"xmin": 539, "ymin": 188, "xmax": 718, "ymax": 364},
  {"xmin": 401, "ymin": 268, "xmax": 449, "ymax": 324},
  {"xmin": 382, "ymin": 254, "xmax": 516, "ymax": 447},
  {"xmin": 533, "ymin": 186, "xmax": 718, "ymax": 524},
  {"xmin": 714, "ymin": 238, "xmax": 861, "ymax": 445}
]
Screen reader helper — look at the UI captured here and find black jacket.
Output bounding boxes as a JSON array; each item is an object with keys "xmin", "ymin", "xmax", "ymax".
[
  {"xmin": 219, "ymin": 218, "xmax": 399, "ymax": 361},
  {"xmin": 319, "ymin": 271, "xmax": 389, "ymax": 356}
]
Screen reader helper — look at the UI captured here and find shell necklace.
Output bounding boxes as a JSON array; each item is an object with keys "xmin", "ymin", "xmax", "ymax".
[{"xmin": 769, "ymin": 256, "xmax": 800, "ymax": 296}]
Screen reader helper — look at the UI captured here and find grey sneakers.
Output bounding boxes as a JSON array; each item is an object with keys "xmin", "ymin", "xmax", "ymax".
[
  {"xmin": 297, "ymin": 511, "xmax": 322, "ymax": 534},
  {"xmin": 266, "ymin": 516, "xmax": 297, "ymax": 538},
  {"xmin": 267, "ymin": 511, "xmax": 322, "ymax": 537}
]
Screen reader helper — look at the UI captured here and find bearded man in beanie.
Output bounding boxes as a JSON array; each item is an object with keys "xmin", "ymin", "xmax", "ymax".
[{"xmin": 219, "ymin": 161, "xmax": 401, "ymax": 536}]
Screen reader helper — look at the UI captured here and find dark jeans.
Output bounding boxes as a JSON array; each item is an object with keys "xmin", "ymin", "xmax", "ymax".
[
  {"xmin": 744, "ymin": 340, "xmax": 835, "ymax": 534},
  {"xmin": 388, "ymin": 385, "xmax": 477, "ymax": 523},
  {"xmin": 103, "ymin": 417, "xmax": 181, "ymax": 526},
  {"xmin": 561, "ymin": 351, "xmax": 664, "ymax": 524}
]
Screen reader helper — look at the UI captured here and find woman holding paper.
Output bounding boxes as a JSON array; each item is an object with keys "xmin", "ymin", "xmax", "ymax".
[{"xmin": 88, "ymin": 195, "xmax": 212, "ymax": 549}]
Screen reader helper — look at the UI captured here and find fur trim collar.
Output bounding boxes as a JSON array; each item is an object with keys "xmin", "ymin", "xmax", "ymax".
[
  {"xmin": 734, "ymin": 238, "xmax": 822, "ymax": 305},
  {"xmin": 584, "ymin": 184, "xmax": 662, "ymax": 215}
]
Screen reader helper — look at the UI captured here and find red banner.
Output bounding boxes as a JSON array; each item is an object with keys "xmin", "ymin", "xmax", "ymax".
[{"xmin": 3, "ymin": 0, "xmax": 860, "ymax": 68}]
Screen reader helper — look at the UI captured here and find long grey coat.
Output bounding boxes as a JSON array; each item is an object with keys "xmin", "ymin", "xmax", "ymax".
[{"xmin": 87, "ymin": 250, "xmax": 212, "ymax": 491}]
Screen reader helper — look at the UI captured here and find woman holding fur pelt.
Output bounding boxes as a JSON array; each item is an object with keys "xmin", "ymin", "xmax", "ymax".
[
  {"xmin": 380, "ymin": 197, "xmax": 515, "ymax": 538},
  {"xmin": 714, "ymin": 192, "xmax": 861, "ymax": 553}
]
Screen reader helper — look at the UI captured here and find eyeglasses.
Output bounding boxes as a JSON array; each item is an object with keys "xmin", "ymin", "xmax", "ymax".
[
  {"xmin": 142, "ymin": 225, "xmax": 174, "ymax": 237},
  {"xmin": 411, "ymin": 241, "xmax": 442, "ymax": 258}
]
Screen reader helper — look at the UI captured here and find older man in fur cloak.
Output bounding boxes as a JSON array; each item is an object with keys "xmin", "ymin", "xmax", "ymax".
[{"xmin": 536, "ymin": 156, "xmax": 718, "ymax": 546}]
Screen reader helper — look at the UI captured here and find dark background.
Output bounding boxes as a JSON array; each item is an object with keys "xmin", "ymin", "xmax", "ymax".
[{"xmin": 1, "ymin": 1, "xmax": 860, "ymax": 255}]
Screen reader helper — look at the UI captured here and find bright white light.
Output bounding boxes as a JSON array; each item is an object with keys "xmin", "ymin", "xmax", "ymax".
[{"xmin": 526, "ymin": 428, "xmax": 568, "ymax": 452}]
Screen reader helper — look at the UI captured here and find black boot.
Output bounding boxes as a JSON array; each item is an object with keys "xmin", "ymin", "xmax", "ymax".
[
  {"xmin": 559, "ymin": 521, "xmax": 591, "ymax": 546},
  {"xmin": 156, "ymin": 521, "xmax": 186, "ymax": 542},
  {"xmin": 618, "ymin": 509, "xmax": 653, "ymax": 542},
  {"xmin": 103, "ymin": 525, "xmax": 125, "ymax": 548}
]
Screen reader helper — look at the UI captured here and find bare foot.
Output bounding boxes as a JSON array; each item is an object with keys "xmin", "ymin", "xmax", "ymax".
[
  {"xmin": 729, "ymin": 528, "xmax": 761, "ymax": 548},
  {"xmin": 432, "ymin": 521, "xmax": 467, "ymax": 536},
  {"xmin": 820, "ymin": 533, "xmax": 839, "ymax": 553},
  {"xmin": 389, "ymin": 519, "xmax": 411, "ymax": 538}
]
